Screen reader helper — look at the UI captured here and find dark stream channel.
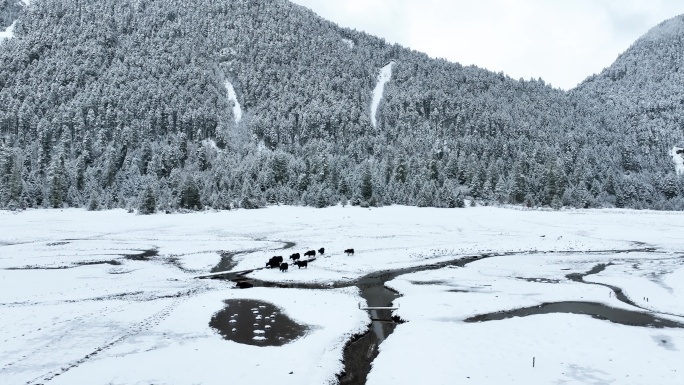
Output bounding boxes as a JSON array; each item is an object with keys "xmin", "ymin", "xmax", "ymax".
[
  {"xmin": 207, "ymin": 246, "xmax": 674, "ymax": 384},
  {"xmin": 565, "ymin": 262, "xmax": 641, "ymax": 308},
  {"xmin": 209, "ymin": 251, "xmax": 490, "ymax": 384},
  {"xmin": 465, "ymin": 301, "xmax": 684, "ymax": 328},
  {"xmin": 467, "ymin": 262, "xmax": 684, "ymax": 328}
]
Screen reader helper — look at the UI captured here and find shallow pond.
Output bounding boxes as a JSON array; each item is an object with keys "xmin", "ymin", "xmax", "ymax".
[{"xmin": 209, "ymin": 299, "xmax": 308, "ymax": 346}]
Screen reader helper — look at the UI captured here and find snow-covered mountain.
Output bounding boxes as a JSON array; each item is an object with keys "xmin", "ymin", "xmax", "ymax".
[{"xmin": 0, "ymin": 0, "xmax": 683, "ymax": 211}]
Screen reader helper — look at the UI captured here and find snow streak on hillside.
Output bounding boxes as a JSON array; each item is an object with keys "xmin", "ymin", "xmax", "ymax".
[
  {"xmin": 670, "ymin": 147, "xmax": 684, "ymax": 175},
  {"xmin": 341, "ymin": 38, "xmax": 354, "ymax": 49},
  {"xmin": 225, "ymin": 81, "xmax": 242, "ymax": 124},
  {"xmin": 0, "ymin": 21, "xmax": 16, "ymax": 42},
  {"xmin": 370, "ymin": 60, "xmax": 394, "ymax": 128}
]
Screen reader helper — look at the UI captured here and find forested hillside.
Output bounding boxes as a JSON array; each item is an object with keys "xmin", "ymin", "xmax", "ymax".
[
  {"xmin": 0, "ymin": 0, "xmax": 22, "ymax": 30},
  {"xmin": 1, "ymin": 0, "xmax": 683, "ymax": 212}
]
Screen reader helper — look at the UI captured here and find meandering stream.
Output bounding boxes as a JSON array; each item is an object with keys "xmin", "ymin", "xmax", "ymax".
[{"xmin": 206, "ymin": 244, "xmax": 682, "ymax": 384}]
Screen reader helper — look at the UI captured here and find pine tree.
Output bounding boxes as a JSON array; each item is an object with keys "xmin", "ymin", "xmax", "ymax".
[
  {"xmin": 180, "ymin": 177, "xmax": 202, "ymax": 210},
  {"xmin": 360, "ymin": 163, "xmax": 373, "ymax": 201},
  {"xmin": 455, "ymin": 191, "xmax": 465, "ymax": 208},
  {"xmin": 87, "ymin": 188, "xmax": 100, "ymax": 211},
  {"xmin": 662, "ymin": 174, "xmax": 678, "ymax": 199},
  {"xmin": 47, "ymin": 154, "xmax": 67, "ymax": 208},
  {"xmin": 394, "ymin": 156, "xmax": 407, "ymax": 183},
  {"xmin": 138, "ymin": 185, "xmax": 157, "ymax": 214}
]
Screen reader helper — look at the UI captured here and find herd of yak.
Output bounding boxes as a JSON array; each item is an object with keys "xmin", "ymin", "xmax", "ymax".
[{"xmin": 265, "ymin": 248, "xmax": 355, "ymax": 272}]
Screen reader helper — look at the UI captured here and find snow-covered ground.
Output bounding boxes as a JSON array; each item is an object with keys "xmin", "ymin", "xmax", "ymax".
[
  {"xmin": 0, "ymin": 21, "xmax": 16, "ymax": 42},
  {"xmin": 224, "ymin": 80, "xmax": 242, "ymax": 124},
  {"xmin": 341, "ymin": 38, "xmax": 354, "ymax": 48},
  {"xmin": 369, "ymin": 241, "xmax": 684, "ymax": 384},
  {"xmin": 1, "ymin": 205, "xmax": 684, "ymax": 384},
  {"xmin": 370, "ymin": 60, "xmax": 394, "ymax": 128}
]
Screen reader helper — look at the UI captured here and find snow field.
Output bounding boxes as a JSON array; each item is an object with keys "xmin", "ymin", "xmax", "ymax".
[
  {"xmin": 584, "ymin": 259, "xmax": 684, "ymax": 316},
  {"xmin": 368, "ymin": 315, "xmax": 684, "ymax": 385},
  {"xmin": 368, "ymin": 251, "xmax": 684, "ymax": 384},
  {"xmin": 2, "ymin": 205, "xmax": 684, "ymax": 384},
  {"xmin": 233, "ymin": 205, "xmax": 684, "ymax": 285},
  {"xmin": 44, "ymin": 287, "xmax": 367, "ymax": 385}
]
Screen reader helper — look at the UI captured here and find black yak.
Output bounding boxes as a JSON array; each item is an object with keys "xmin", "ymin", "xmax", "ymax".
[
  {"xmin": 304, "ymin": 250, "xmax": 316, "ymax": 257},
  {"xmin": 266, "ymin": 258, "xmax": 280, "ymax": 268},
  {"xmin": 318, "ymin": 248, "xmax": 325, "ymax": 255},
  {"xmin": 294, "ymin": 260, "xmax": 308, "ymax": 269},
  {"xmin": 289, "ymin": 253, "xmax": 301, "ymax": 262},
  {"xmin": 280, "ymin": 262, "xmax": 289, "ymax": 272},
  {"xmin": 344, "ymin": 248, "xmax": 354, "ymax": 256}
]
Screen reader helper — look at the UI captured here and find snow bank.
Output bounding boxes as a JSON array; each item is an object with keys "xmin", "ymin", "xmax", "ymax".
[
  {"xmin": 224, "ymin": 80, "xmax": 242, "ymax": 124},
  {"xmin": 341, "ymin": 38, "xmax": 354, "ymax": 48},
  {"xmin": 370, "ymin": 60, "xmax": 394, "ymax": 128}
]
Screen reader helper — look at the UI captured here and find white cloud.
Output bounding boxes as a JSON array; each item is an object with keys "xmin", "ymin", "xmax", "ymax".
[{"xmin": 290, "ymin": 0, "xmax": 684, "ymax": 90}]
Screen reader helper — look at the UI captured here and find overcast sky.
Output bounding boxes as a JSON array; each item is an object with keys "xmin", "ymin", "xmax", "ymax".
[{"xmin": 289, "ymin": 0, "xmax": 684, "ymax": 90}]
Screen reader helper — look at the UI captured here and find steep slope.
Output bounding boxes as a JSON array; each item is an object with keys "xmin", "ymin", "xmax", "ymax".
[
  {"xmin": 576, "ymin": 15, "xmax": 684, "ymax": 114},
  {"xmin": 573, "ymin": 15, "xmax": 684, "ymax": 207},
  {"xmin": 0, "ymin": 0, "xmax": 682, "ymax": 211}
]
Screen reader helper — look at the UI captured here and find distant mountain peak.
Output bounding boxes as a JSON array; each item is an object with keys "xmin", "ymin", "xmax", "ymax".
[{"xmin": 638, "ymin": 14, "xmax": 684, "ymax": 44}]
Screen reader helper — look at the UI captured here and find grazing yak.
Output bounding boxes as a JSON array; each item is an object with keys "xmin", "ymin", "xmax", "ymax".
[
  {"xmin": 289, "ymin": 253, "xmax": 301, "ymax": 262},
  {"xmin": 280, "ymin": 262, "xmax": 289, "ymax": 272},
  {"xmin": 318, "ymin": 247, "xmax": 325, "ymax": 255},
  {"xmin": 266, "ymin": 257, "xmax": 281, "ymax": 268},
  {"xmin": 294, "ymin": 260, "xmax": 308, "ymax": 269},
  {"xmin": 304, "ymin": 249, "xmax": 316, "ymax": 258},
  {"xmin": 344, "ymin": 248, "xmax": 354, "ymax": 256},
  {"xmin": 272, "ymin": 256, "xmax": 284, "ymax": 263}
]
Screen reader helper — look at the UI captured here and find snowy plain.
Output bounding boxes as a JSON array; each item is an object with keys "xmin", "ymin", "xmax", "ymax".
[{"xmin": 1, "ymin": 205, "xmax": 683, "ymax": 384}]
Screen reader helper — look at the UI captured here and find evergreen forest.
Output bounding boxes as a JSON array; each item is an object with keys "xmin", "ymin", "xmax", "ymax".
[{"xmin": 1, "ymin": 0, "xmax": 684, "ymax": 212}]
